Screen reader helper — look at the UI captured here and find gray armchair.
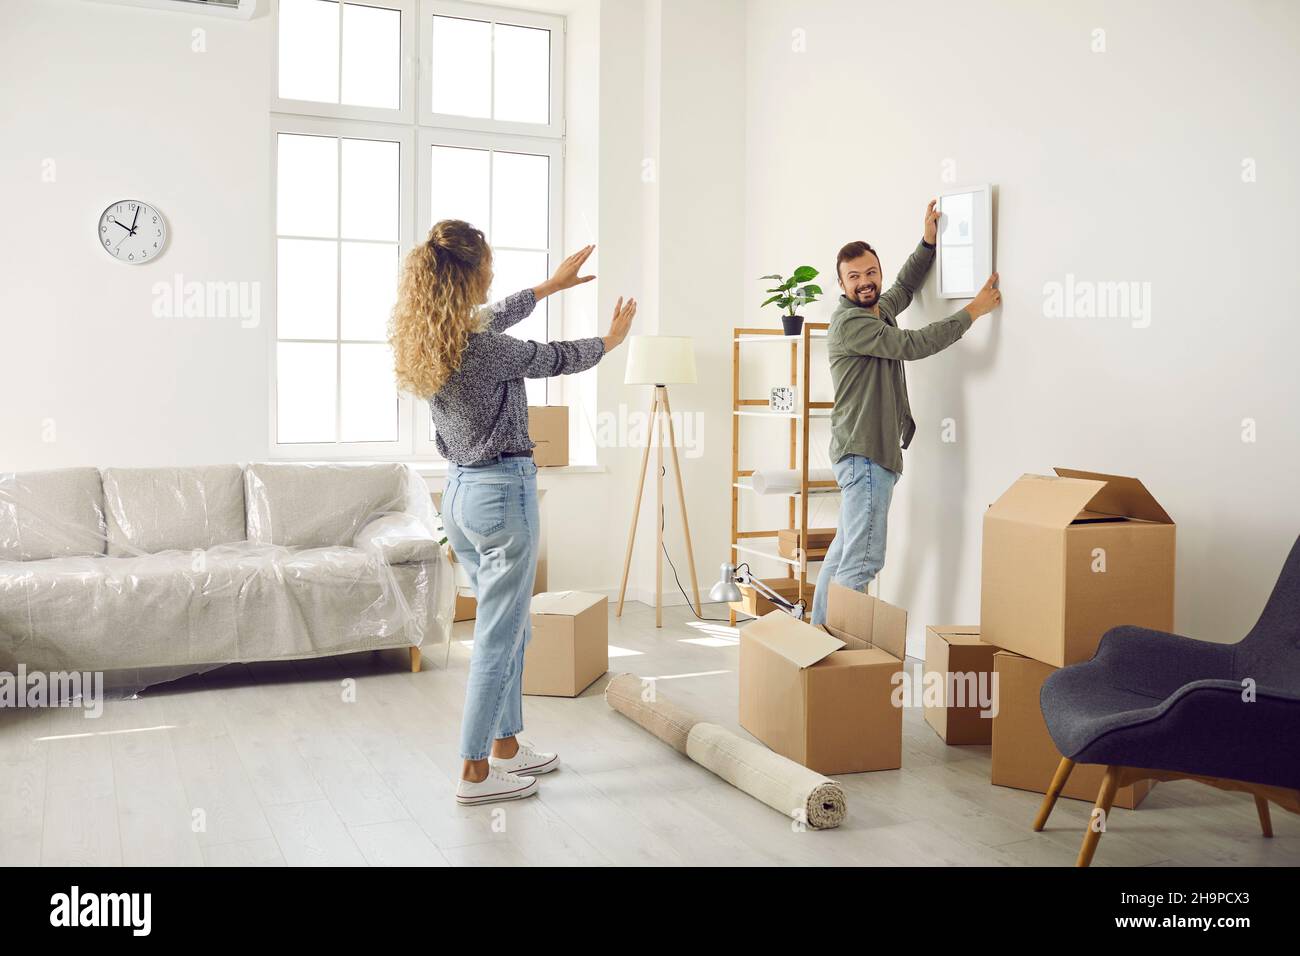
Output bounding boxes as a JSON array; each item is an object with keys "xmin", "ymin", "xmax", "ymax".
[{"xmin": 1033, "ymin": 534, "xmax": 1300, "ymax": 866}]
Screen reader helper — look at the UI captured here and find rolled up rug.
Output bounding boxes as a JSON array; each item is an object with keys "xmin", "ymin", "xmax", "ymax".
[{"xmin": 604, "ymin": 672, "xmax": 847, "ymax": 829}]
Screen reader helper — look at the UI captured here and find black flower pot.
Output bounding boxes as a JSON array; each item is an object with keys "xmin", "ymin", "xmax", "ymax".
[{"xmin": 781, "ymin": 314, "xmax": 804, "ymax": 336}]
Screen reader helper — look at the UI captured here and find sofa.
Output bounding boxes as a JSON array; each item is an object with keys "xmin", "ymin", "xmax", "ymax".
[{"xmin": 0, "ymin": 462, "xmax": 454, "ymax": 680}]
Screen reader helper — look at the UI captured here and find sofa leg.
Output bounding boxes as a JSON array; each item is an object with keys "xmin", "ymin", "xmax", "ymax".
[
  {"xmin": 1255, "ymin": 795, "xmax": 1273, "ymax": 838},
  {"xmin": 1076, "ymin": 765, "xmax": 1120, "ymax": 867},
  {"xmin": 1034, "ymin": 757, "xmax": 1076, "ymax": 831},
  {"xmin": 409, "ymin": 646, "xmax": 422, "ymax": 673}
]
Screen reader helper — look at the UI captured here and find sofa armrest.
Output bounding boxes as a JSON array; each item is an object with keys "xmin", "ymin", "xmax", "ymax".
[
  {"xmin": 354, "ymin": 513, "xmax": 443, "ymax": 565},
  {"xmin": 1093, "ymin": 625, "xmax": 1236, "ymax": 699}
]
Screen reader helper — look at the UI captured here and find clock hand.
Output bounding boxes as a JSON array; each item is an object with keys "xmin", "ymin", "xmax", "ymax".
[
  {"xmin": 129, "ymin": 206, "xmax": 140, "ymax": 235},
  {"xmin": 112, "ymin": 220, "xmax": 132, "ymax": 233}
]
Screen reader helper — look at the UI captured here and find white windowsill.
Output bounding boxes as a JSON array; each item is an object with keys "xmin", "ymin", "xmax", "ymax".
[{"xmin": 411, "ymin": 462, "xmax": 608, "ymax": 481}]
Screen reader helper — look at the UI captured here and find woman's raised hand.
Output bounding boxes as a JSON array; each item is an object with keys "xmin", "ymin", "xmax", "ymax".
[
  {"xmin": 602, "ymin": 296, "xmax": 637, "ymax": 353},
  {"xmin": 535, "ymin": 245, "xmax": 596, "ymax": 299}
]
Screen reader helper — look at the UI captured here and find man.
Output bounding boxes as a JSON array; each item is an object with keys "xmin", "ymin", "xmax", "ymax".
[{"xmin": 810, "ymin": 200, "xmax": 1001, "ymax": 626}]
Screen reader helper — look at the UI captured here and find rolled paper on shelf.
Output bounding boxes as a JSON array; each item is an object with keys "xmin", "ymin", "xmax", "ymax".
[
  {"xmin": 687, "ymin": 722, "xmax": 847, "ymax": 830},
  {"xmin": 750, "ymin": 468, "xmax": 835, "ymax": 495},
  {"xmin": 604, "ymin": 672, "xmax": 847, "ymax": 829}
]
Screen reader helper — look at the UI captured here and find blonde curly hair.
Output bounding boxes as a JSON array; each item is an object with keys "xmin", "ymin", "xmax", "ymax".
[{"xmin": 390, "ymin": 220, "xmax": 493, "ymax": 397}]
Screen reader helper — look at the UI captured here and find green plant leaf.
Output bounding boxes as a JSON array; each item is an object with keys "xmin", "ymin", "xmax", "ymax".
[
  {"xmin": 760, "ymin": 294, "xmax": 785, "ymax": 308},
  {"xmin": 757, "ymin": 274, "xmax": 784, "ymax": 281},
  {"xmin": 792, "ymin": 265, "xmax": 819, "ymax": 283},
  {"xmin": 779, "ymin": 277, "xmax": 797, "ymax": 291},
  {"xmin": 800, "ymin": 284, "xmax": 823, "ymax": 297}
]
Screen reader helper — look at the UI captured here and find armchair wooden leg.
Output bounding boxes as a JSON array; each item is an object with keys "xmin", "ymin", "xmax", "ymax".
[
  {"xmin": 409, "ymin": 646, "xmax": 422, "ymax": 673},
  {"xmin": 1034, "ymin": 757, "xmax": 1076, "ymax": 831},
  {"xmin": 1255, "ymin": 795, "xmax": 1273, "ymax": 838},
  {"xmin": 1076, "ymin": 765, "xmax": 1121, "ymax": 867}
]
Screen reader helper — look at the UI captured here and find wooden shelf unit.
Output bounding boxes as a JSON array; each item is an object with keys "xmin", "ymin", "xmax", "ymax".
[{"xmin": 729, "ymin": 323, "xmax": 835, "ymax": 624}]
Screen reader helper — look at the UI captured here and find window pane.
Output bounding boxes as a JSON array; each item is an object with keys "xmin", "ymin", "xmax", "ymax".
[
  {"xmin": 277, "ymin": 239, "xmax": 338, "ymax": 340},
  {"xmin": 341, "ymin": 241, "xmax": 398, "ymax": 341},
  {"xmin": 430, "ymin": 15, "xmax": 490, "ymax": 118},
  {"xmin": 491, "ymin": 151, "xmax": 548, "ymax": 249},
  {"xmin": 341, "ymin": 2, "xmax": 400, "ymax": 110},
  {"xmin": 340, "ymin": 344, "xmax": 398, "ymax": 442},
  {"xmin": 493, "ymin": 24, "xmax": 549, "ymax": 124},
  {"xmin": 341, "ymin": 138, "xmax": 399, "ymax": 241},
  {"xmin": 277, "ymin": 133, "xmax": 338, "ymax": 238},
  {"xmin": 277, "ymin": 342, "xmax": 337, "ymax": 443},
  {"xmin": 429, "ymin": 145, "xmax": 489, "ymax": 235},
  {"xmin": 279, "ymin": 0, "xmax": 340, "ymax": 103}
]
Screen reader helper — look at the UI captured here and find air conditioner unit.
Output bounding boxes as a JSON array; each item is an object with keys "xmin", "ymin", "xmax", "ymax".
[{"xmin": 84, "ymin": 0, "xmax": 257, "ymax": 19}]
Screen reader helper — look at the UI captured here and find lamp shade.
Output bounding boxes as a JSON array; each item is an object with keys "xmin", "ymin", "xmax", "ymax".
[{"xmin": 624, "ymin": 335, "xmax": 697, "ymax": 385}]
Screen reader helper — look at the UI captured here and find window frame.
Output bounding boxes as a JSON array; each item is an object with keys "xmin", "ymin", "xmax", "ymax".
[
  {"xmin": 418, "ymin": 0, "xmax": 566, "ymax": 139},
  {"xmin": 268, "ymin": 114, "xmax": 417, "ymax": 459},
  {"xmin": 269, "ymin": 0, "xmax": 566, "ymax": 462},
  {"xmin": 271, "ymin": 0, "xmax": 418, "ymax": 125}
]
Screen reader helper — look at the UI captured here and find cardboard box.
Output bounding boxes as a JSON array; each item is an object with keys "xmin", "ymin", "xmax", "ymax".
[
  {"xmin": 776, "ymin": 527, "xmax": 836, "ymax": 560},
  {"xmin": 528, "ymin": 405, "xmax": 569, "ymax": 468},
  {"xmin": 523, "ymin": 591, "xmax": 608, "ymax": 697},
  {"xmin": 923, "ymin": 625, "xmax": 999, "ymax": 745},
  {"xmin": 739, "ymin": 584, "xmax": 906, "ymax": 774},
  {"xmin": 981, "ymin": 468, "xmax": 1175, "ymax": 667},
  {"xmin": 728, "ymin": 576, "xmax": 814, "ymax": 619},
  {"xmin": 991, "ymin": 650, "xmax": 1153, "ymax": 809}
]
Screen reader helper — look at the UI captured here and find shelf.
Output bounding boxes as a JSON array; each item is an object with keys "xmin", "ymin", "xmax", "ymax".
[
  {"xmin": 736, "ymin": 330, "xmax": 828, "ymax": 344},
  {"xmin": 731, "ymin": 539, "xmax": 823, "ymax": 569},
  {"xmin": 733, "ymin": 480, "xmax": 839, "ymax": 498},
  {"xmin": 733, "ymin": 409, "xmax": 832, "ymax": 419}
]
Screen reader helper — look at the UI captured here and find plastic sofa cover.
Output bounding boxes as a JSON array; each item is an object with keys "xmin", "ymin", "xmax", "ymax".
[{"xmin": 0, "ymin": 462, "xmax": 454, "ymax": 690}]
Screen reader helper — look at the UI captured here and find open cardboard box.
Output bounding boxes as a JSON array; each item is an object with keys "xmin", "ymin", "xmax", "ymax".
[
  {"xmin": 739, "ymin": 584, "xmax": 905, "ymax": 774},
  {"xmin": 981, "ymin": 468, "xmax": 1175, "ymax": 667}
]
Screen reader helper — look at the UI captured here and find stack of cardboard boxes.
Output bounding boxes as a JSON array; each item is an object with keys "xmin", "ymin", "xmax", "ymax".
[
  {"xmin": 922, "ymin": 468, "xmax": 1174, "ymax": 807},
  {"xmin": 978, "ymin": 468, "xmax": 1175, "ymax": 808}
]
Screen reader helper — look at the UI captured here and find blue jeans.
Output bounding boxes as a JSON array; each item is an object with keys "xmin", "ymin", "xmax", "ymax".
[
  {"xmin": 811, "ymin": 455, "xmax": 898, "ymax": 626},
  {"xmin": 443, "ymin": 457, "xmax": 540, "ymax": 760}
]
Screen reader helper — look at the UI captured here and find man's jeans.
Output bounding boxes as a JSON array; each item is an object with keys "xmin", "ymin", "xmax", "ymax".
[
  {"xmin": 442, "ymin": 457, "xmax": 540, "ymax": 760},
  {"xmin": 811, "ymin": 455, "xmax": 898, "ymax": 626}
]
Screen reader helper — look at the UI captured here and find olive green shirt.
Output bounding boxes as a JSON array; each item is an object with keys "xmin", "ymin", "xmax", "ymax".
[{"xmin": 827, "ymin": 240, "xmax": 972, "ymax": 475}]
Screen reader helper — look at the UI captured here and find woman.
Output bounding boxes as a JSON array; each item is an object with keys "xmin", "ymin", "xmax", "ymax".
[{"xmin": 391, "ymin": 219, "xmax": 636, "ymax": 805}]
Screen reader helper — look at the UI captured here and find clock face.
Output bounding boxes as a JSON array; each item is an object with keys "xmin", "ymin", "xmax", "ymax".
[{"xmin": 98, "ymin": 200, "xmax": 167, "ymax": 264}]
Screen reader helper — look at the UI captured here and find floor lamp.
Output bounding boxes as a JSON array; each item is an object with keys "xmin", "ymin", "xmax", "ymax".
[{"xmin": 616, "ymin": 335, "xmax": 702, "ymax": 628}]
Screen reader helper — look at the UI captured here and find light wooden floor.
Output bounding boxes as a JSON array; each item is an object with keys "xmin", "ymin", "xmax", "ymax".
[{"xmin": 2, "ymin": 601, "xmax": 1297, "ymax": 867}]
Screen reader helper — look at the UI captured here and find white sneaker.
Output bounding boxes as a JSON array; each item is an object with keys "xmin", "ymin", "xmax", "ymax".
[
  {"xmin": 456, "ymin": 767, "xmax": 538, "ymax": 806},
  {"xmin": 489, "ymin": 740, "xmax": 561, "ymax": 776}
]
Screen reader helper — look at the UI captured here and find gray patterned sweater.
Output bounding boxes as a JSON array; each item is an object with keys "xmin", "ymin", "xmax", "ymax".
[{"xmin": 429, "ymin": 289, "xmax": 605, "ymax": 464}]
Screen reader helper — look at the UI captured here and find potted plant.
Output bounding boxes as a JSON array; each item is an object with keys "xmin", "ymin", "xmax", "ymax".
[{"xmin": 759, "ymin": 266, "xmax": 822, "ymax": 336}]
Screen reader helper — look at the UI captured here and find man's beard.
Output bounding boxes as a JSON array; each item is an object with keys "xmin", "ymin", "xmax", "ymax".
[{"xmin": 850, "ymin": 286, "xmax": 879, "ymax": 308}]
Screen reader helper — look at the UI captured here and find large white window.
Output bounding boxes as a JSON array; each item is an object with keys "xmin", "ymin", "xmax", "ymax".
[{"xmin": 271, "ymin": 0, "xmax": 565, "ymax": 459}]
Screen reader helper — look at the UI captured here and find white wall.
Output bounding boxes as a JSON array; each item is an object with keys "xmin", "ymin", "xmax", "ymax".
[
  {"xmin": 0, "ymin": 0, "xmax": 273, "ymax": 467},
  {"xmin": 742, "ymin": 0, "xmax": 1300, "ymax": 653}
]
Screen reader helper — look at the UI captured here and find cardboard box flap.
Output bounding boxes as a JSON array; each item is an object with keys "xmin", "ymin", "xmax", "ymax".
[
  {"xmin": 825, "ymin": 584, "xmax": 908, "ymax": 661},
  {"xmin": 746, "ymin": 610, "xmax": 845, "ymax": 669},
  {"xmin": 1054, "ymin": 468, "xmax": 1172, "ymax": 524},
  {"xmin": 531, "ymin": 590, "xmax": 604, "ymax": 616},
  {"xmin": 987, "ymin": 473, "xmax": 1107, "ymax": 528}
]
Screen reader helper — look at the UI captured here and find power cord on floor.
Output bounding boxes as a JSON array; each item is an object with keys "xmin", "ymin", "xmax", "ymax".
[{"xmin": 659, "ymin": 465, "xmax": 732, "ymax": 623}]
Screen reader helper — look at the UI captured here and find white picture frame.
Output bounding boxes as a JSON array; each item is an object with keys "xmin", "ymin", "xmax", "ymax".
[{"xmin": 937, "ymin": 183, "xmax": 993, "ymax": 299}]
